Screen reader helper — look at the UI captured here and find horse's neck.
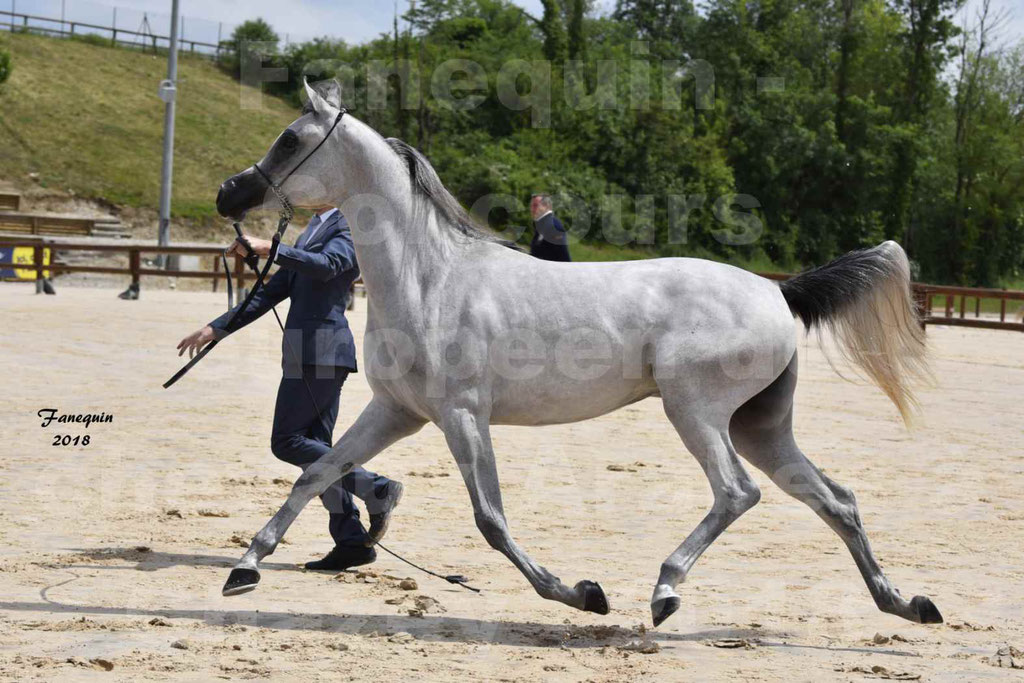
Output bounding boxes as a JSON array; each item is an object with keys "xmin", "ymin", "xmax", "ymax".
[
  {"xmin": 360, "ymin": 210, "xmax": 462, "ymax": 330},
  {"xmin": 334, "ymin": 131, "xmax": 456, "ymax": 323}
]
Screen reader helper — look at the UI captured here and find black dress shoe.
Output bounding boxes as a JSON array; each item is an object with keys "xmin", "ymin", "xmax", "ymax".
[
  {"xmin": 304, "ymin": 545, "xmax": 377, "ymax": 571},
  {"xmin": 367, "ymin": 481, "xmax": 404, "ymax": 546}
]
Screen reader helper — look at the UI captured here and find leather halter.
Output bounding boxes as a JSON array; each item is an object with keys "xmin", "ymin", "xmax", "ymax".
[{"xmin": 251, "ymin": 108, "xmax": 347, "ymax": 226}]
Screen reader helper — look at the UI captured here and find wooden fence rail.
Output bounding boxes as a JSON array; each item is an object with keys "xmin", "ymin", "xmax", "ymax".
[
  {"xmin": 0, "ymin": 238, "xmax": 1020, "ymax": 331},
  {"xmin": 724, "ymin": 272, "xmax": 1024, "ymax": 332},
  {"xmin": 0, "ymin": 10, "xmax": 223, "ymax": 57},
  {"xmin": 0, "ymin": 238, "xmax": 257, "ymax": 298},
  {"xmin": 916, "ymin": 284, "xmax": 1024, "ymax": 332}
]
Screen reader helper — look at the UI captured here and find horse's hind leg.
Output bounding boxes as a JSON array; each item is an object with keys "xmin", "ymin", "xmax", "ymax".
[
  {"xmin": 651, "ymin": 397, "xmax": 762, "ymax": 626},
  {"xmin": 729, "ymin": 353, "xmax": 942, "ymax": 624}
]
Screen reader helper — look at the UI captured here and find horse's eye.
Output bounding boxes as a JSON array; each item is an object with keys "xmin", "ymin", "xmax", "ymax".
[{"xmin": 281, "ymin": 133, "xmax": 298, "ymax": 151}]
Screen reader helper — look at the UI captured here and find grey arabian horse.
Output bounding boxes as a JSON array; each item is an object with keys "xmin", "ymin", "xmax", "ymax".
[{"xmin": 212, "ymin": 79, "xmax": 941, "ymax": 627}]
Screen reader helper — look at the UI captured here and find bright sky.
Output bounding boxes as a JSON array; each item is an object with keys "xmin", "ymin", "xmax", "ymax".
[
  {"xmin": 21, "ymin": 0, "xmax": 1023, "ymax": 53},
  {"xmin": 953, "ymin": 0, "xmax": 1024, "ymax": 52},
  {"xmin": 27, "ymin": 0, "xmax": 608, "ymax": 46}
]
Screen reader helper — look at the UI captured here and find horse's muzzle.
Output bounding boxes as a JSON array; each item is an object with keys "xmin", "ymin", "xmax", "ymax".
[{"xmin": 216, "ymin": 167, "xmax": 268, "ymax": 220}]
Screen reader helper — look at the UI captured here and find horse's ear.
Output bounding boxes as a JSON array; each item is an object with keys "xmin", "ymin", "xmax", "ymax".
[
  {"xmin": 303, "ymin": 77, "xmax": 328, "ymax": 115},
  {"xmin": 320, "ymin": 79, "xmax": 343, "ymax": 110}
]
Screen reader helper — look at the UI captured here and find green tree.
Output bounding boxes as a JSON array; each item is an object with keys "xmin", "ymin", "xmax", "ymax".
[
  {"xmin": 885, "ymin": 0, "xmax": 960, "ymax": 243},
  {"xmin": 207, "ymin": 0, "xmax": 1021, "ymax": 281},
  {"xmin": 220, "ymin": 18, "xmax": 280, "ymax": 79},
  {"xmin": 539, "ymin": 0, "xmax": 569, "ymax": 63},
  {"xmin": 567, "ymin": 0, "xmax": 587, "ymax": 61},
  {"xmin": 613, "ymin": 0, "xmax": 699, "ymax": 59}
]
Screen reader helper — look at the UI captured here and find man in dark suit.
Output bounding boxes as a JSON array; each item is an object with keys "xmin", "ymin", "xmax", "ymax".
[
  {"xmin": 529, "ymin": 194, "xmax": 571, "ymax": 262},
  {"xmin": 177, "ymin": 206, "xmax": 402, "ymax": 571}
]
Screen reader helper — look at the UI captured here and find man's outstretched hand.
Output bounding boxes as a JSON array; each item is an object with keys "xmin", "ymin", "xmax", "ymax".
[
  {"xmin": 228, "ymin": 235, "xmax": 272, "ymax": 258},
  {"xmin": 177, "ymin": 325, "xmax": 216, "ymax": 358}
]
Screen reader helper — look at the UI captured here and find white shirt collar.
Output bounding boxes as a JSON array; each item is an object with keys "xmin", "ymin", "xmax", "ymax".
[
  {"xmin": 304, "ymin": 208, "xmax": 338, "ymax": 246},
  {"xmin": 315, "ymin": 208, "xmax": 339, "ymax": 224},
  {"xmin": 534, "ymin": 210, "xmax": 553, "ymax": 221}
]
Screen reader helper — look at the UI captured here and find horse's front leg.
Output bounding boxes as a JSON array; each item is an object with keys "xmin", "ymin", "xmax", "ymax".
[
  {"xmin": 442, "ymin": 406, "xmax": 610, "ymax": 615},
  {"xmin": 223, "ymin": 398, "xmax": 425, "ymax": 595}
]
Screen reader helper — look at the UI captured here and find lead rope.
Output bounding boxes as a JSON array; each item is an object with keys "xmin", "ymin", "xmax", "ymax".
[
  {"xmin": 221, "ymin": 251, "xmax": 233, "ymax": 307},
  {"xmin": 229, "ymin": 223, "xmax": 481, "ymax": 595},
  {"xmin": 163, "ymin": 227, "xmax": 280, "ymax": 389},
  {"xmin": 374, "ymin": 542, "xmax": 480, "ymax": 592}
]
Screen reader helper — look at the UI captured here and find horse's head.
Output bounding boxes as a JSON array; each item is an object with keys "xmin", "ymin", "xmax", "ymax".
[{"xmin": 216, "ymin": 79, "xmax": 347, "ymax": 220}]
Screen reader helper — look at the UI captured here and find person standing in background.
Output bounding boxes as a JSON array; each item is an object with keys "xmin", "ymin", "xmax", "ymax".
[{"xmin": 529, "ymin": 194, "xmax": 571, "ymax": 262}]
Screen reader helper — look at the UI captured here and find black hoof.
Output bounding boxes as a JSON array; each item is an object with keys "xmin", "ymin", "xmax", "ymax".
[
  {"xmin": 651, "ymin": 596, "xmax": 681, "ymax": 627},
  {"xmin": 911, "ymin": 595, "xmax": 943, "ymax": 624},
  {"xmin": 576, "ymin": 580, "xmax": 610, "ymax": 615},
  {"xmin": 223, "ymin": 568, "xmax": 260, "ymax": 596}
]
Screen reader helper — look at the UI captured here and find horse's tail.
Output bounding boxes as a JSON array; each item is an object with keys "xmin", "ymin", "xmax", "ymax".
[{"xmin": 780, "ymin": 240, "xmax": 929, "ymax": 424}]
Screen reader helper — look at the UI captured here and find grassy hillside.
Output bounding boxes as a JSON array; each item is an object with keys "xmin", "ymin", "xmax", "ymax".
[
  {"xmin": 0, "ymin": 32, "xmax": 298, "ymax": 220},
  {"xmin": 0, "ymin": 32, "xmax": 657, "ymax": 260}
]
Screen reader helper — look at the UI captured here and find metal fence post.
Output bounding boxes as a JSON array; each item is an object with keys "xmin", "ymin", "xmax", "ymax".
[
  {"xmin": 129, "ymin": 249, "xmax": 141, "ymax": 289},
  {"xmin": 913, "ymin": 286, "xmax": 927, "ymax": 332},
  {"xmin": 156, "ymin": 0, "xmax": 181, "ymax": 262},
  {"xmin": 33, "ymin": 244, "xmax": 44, "ymax": 294},
  {"xmin": 210, "ymin": 254, "xmax": 219, "ymax": 295}
]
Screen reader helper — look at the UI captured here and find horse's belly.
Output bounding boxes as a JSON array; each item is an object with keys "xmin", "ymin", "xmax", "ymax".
[{"xmin": 488, "ymin": 376, "xmax": 659, "ymax": 426}]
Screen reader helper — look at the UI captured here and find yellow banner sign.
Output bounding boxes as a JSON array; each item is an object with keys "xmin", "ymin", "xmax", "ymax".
[{"xmin": 0, "ymin": 246, "xmax": 51, "ymax": 280}]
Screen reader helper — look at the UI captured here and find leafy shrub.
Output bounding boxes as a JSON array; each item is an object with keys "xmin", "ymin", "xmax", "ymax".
[{"xmin": 0, "ymin": 48, "xmax": 11, "ymax": 85}]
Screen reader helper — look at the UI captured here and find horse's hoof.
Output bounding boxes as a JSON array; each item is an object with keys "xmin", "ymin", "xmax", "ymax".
[
  {"xmin": 910, "ymin": 595, "xmax": 943, "ymax": 624},
  {"xmin": 223, "ymin": 568, "xmax": 261, "ymax": 596},
  {"xmin": 651, "ymin": 595, "xmax": 681, "ymax": 627},
  {"xmin": 576, "ymin": 580, "xmax": 610, "ymax": 615}
]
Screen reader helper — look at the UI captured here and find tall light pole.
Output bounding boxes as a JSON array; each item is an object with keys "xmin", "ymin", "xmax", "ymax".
[{"xmin": 157, "ymin": 0, "xmax": 181, "ymax": 258}]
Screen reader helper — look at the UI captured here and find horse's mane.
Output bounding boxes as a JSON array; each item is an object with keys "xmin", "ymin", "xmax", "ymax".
[{"xmin": 383, "ymin": 138, "xmax": 520, "ymax": 250}]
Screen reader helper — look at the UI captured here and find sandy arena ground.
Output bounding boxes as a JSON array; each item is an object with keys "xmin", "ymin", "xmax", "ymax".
[{"xmin": 0, "ymin": 283, "xmax": 1021, "ymax": 682}]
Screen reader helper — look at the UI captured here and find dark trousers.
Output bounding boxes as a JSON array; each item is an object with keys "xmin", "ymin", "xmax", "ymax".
[{"xmin": 271, "ymin": 365, "xmax": 390, "ymax": 547}]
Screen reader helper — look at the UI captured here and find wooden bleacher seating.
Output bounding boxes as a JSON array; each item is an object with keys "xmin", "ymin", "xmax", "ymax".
[
  {"xmin": 0, "ymin": 192, "xmax": 20, "ymax": 211},
  {"xmin": 0, "ymin": 211, "xmax": 127, "ymax": 238}
]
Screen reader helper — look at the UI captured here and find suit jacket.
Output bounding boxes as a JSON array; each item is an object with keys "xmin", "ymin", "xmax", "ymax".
[
  {"xmin": 209, "ymin": 211, "xmax": 360, "ymax": 372},
  {"xmin": 529, "ymin": 213, "xmax": 571, "ymax": 262}
]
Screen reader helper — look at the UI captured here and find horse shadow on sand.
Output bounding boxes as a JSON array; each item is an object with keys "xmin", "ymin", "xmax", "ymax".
[
  {"xmin": 55, "ymin": 546, "xmax": 302, "ymax": 573},
  {"xmin": 0, "ymin": 546, "xmax": 920, "ymax": 656}
]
